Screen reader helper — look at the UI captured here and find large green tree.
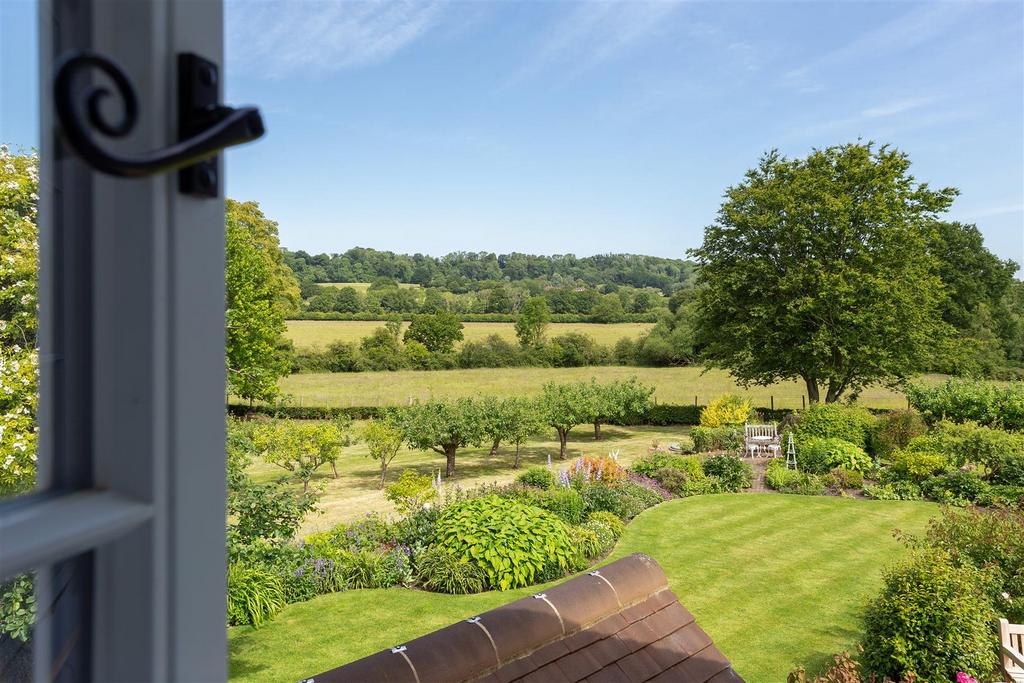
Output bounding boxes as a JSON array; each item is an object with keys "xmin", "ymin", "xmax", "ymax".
[
  {"xmin": 539, "ymin": 382, "xmax": 593, "ymax": 459},
  {"xmin": 515, "ymin": 296, "xmax": 551, "ymax": 347},
  {"xmin": 403, "ymin": 311, "xmax": 464, "ymax": 353},
  {"xmin": 225, "ymin": 200, "xmax": 299, "ymax": 403},
  {"xmin": 400, "ymin": 398, "xmax": 486, "ymax": 477},
  {"xmin": 691, "ymin": 142, "xmax": 957, "ymax": 403}
]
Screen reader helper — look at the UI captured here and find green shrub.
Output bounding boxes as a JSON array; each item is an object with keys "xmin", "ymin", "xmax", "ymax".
[
  {"xmin": 580, "ymin": 520, "xmax": 616, "ymax": 556},
  {"xmin": 977, "ymin": 484, "xmax": 1024, "ymax": 508},
  {"xmin": 336, "ymin": 547, "xmax": 413, "ymax": 589},
  {"xmin": 764, "ymin": 460, "xmax": 826, "ymax": 495},
  {"xmin": 861, "ymin": 551, "xmax": 997, "ymax": 682},
  {"xmin": 630, "ymin": 452, "xmax": 697, "ymax": 477},
  {"xmin": 993, "ymin": 452, "xmax": 1024, "ymax": 486},
  {"xmin": 227, "ymin": 562, "xmax": 285, "ymax": 627},
  {"xmin": 797, "ymin": 437, "xmax": 871, "ymax": 474},
  {"xmin": 522, "ymin": 487, "xmax": 587, "ymax": 525},
  {"xmin": 587, "ymin": 511, "xmax": 626, "ymax": 538},
  {"xmin": 907, "ymin": 420, "xmax": 1024, "ymax": 472},
  {"xmin": 907, "ymin": 378, "xmax": 1024, "ymax": 430},
  {"xmin": 384, "ymin": 469, "xmax": 438, "ymax": 515},
  {"xmin": 517, "ymin": 466, "xmax": 555, "ymax": 489},
  {"xmin": 869, "ymin": 410, "xmax": 927, "ymax": 456},
  {"xmin": 913, "ymin": 505, "xmax": 1024, "ymax": 622},
  {"xmin": 862, "ymin": 481, "xmax": 923, "ymax": 501},
  {"xmin": 414, "ymin": 546, "xmax": 487, "ymax": 594},
  {"xmin": 579, "ymin": 482, "xmax": 624, "ymax": 518},
  {"xmin": 690, "ymin": 426, "xmax": 743, "ymax": 452},
  {"xmin": 824, "ymin": 467, "xmax": 864, "ymax": 490},
  {"xmin": 701, "ymin": 454, "xmax": 753, "ymax": 491},
  {"xmin": 434, "ymin": 496, "xmax": 576, "ymax": 590},
  {"xmin": 611, "ymin": 480, "xmax": 665, "ymax": 520},
  {"xmin": 889, "ymin": 449, "xmax": 948, "ymax": 482},
  {"xmin": 792, "ymin": 403, "xmax": 875, "ymax": 448},
  {"xmin": 921, "ymin": 470, "xmax": 990, "ymax": 503},
  {"xmin": 571, "ymin": 525, "xmax": 603, "ymax": 561},
  {"xmin": 699, "ymin": 394, "xmax": 752, "ymax": 428},
  {"xmin": 654, "ymin": 466, "xmax": 720, "ymax": 497},
  {"xmin": 393, "ymin": 504, "xmax": 441, "ymax": 548}
]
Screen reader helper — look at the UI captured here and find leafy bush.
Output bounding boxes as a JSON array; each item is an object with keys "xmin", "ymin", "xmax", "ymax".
[
  {"xmin": 701, "ymin": 454, "xmax": 753, "ymax": 491},
  {"xmin": 993, "ymin": 452, "xmax": 1024, "ymax": 486},
  {"xmin": 579, "ymin": 482, "xmax": 626, "ymax": 518},
  {"xmin": 765, "ymin": 460, "xmax": 826, "ymax": 495},
  {"xmin": 907, "ymin": 420, "xmax": 1024, "ymax": 470},
  {"xmin": 571, "ymin": 525, "xmax": 603, "ymax": 561},
  {"xmin": 630, "ymin": 452, "xmax": 699, "ymax": 477},
  {"xmin": 861, "ymin": 551, "xmax": 997, "ymax": 682},
  {"xmin": 889, "ymin": 449, "xmax": 948, "ymax": 482},
  {"xmin": 869, "ymin": 410, "xmax": 927, "ymax": 456},
  {"xmin": 797, "ymin": 437, "xmax": 871, "ymax": 474},
  {"xmin": 517, "ymin": 466, "xmax": 555, "ymax": 489},
  {"xmin": 823, "ymin": 467, "xmax": 863, "ymax": 490},
  {"xmin": 911, "ymin": 505, "xmax": 1024, "ymax": 622},
  {"xmin": 227, "ymin": 562, "xmax": 286, "ymax": 627},
  {"xmin": 907, "ymin": 378, "xmax": 1024, "ymax": 430},
  {"xmin": 580, "ymin": 520, "xmax": 616, "ymax": 556},
  {"xmin": 792, "ymin": 403, "xmax": 876, "ymax": 448},
  {"xmin": 690, "ymin": 426, "xmax": 744, "ymax": 452},
  {"xmin": 322, "ymin": 513, "xmax": 396, "ymax": 552},
  {"xmin": 414, "ymin": 546, "xmax": 487, "ymax": 594},
  {"xmin": 393, "ymin": 504, "xmax": 441, "ymax": 548},
  {"xmin": 699, "ymin": 394, "xmax": 752, "ymax": 428},
  {"xmin": 655, "ymin": 466, "xmax": 720, "ymax": 497},
  {"xmin": 921, "ymin": 470, "xmax": 990, "ymax": 503},
  {"xmin": 612, "ymin": 480, "xmax": 666, "ymax": 520},
  {"xmin": 434, "ymin": 496, "xmax": 576, "ymax": 590},
  {"xmin": 528, "ymin": 487, "xmax": 587, "ymax": 525},
  {"xmin": 587, "ymin": 511, "xmax": 625, "ymax": 539},
  {"xmin": 337, "ymin": 547, "xmax": 413, "ymax": 589},
  {"xmin": 0, "ymin": 574, "xmax": 35, "ymax": 642},
  {"xmin": 977, "ymin": 484, "xmax": 1024, "ymax": 508},
  {"xmin": 384, "ymin": 469, "xmax": 438, "ymax": 515},
  {"xmin": 862, "ymin": 481, "xmax": 923, "ymax": 501},
  {"xmin": 576, "ymin": 455, "xmax": 627, "ymax": 483}
]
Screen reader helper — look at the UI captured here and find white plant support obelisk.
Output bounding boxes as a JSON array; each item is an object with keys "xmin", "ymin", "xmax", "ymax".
[{"xmin": 785, "ymin": 433, "xmax": 798, "ymax": 470}]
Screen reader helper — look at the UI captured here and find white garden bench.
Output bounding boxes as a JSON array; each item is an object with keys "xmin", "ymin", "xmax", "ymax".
[
  {"xmin": 744, "ymin": 424, "xmax": 780, "ymax": 458},
  {"xmin": 1000, "ymin": 618, "xmax": 1024, "ymax": 683}
]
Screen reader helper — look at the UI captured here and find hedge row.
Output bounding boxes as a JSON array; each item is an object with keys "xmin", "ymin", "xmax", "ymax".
[
  {"xmin": 287, "ymin": 312, "xmax": 661, "ymax": 324},
  {"xmin": 228, "ymin": 403, "xmax": 851, "ymax": 425}
]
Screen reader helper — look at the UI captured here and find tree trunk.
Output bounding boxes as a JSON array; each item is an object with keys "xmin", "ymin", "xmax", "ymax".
[
  {"xmin": 331, "ymin": 461, "xmax": 338, "ymax": 478},
  {"xmin": 489, "ymin": 438, "xmax": 500, "ymax": 456},
  {"xmin": 804, "ymin": 377, "xmax": 820, "ymax": 404},
  {"xmin": 558, "ymin": 429, "xmax": 568, "ymax": 459},
  {"xmin": 514, "ymin": 443, "xmax": 521, "ymax": 469},
  {"xmin": 445, "ymin": 446, "xmax": 457, "ymax": 477},
  {"xmin": 824, "ymin": 385, "xmax": 843, "ymax": 403},
  {"xmin": 379, "ymin": 462, "xmax": 387, "ymax": 489},
  {"xmin": 593, "ymin": 422, "xmax": 602, "ymax": 440}
]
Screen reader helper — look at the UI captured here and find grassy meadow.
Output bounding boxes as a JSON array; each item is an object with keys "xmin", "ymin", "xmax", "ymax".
[
  {"xmin": 228, "ymin": 495, "xmax": 937, "ymax": 683},
  {"xmin": 285, "ymin": 319, "xmax": 654, "ymax": 350},
  {"xmin": 275, "ymin": 365, "xmax": 939, "ymax": 410},
  {"xmin": 319, "ymin": 282, "xmax": 422, "ymax": 292},
  {"xmin": 248, "ymin": 423, "xmax": 685, "ymax": 534}
]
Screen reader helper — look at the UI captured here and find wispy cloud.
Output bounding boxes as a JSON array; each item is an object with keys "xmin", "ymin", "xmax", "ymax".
[
  {"xmin": 862, "ymin": 96, "xmax": 935, "ymax": 119},
  {"xmin": 780, "ymin": 96, "xmax": 970, "ymax": 143},
  {"xmin": 226, "ymin": 0, "xmax": 445, "ymax": 78},
  {"xmin": 955, "ymin": 203, "xmax": 1024, "ymax": 219},
  {"xmin": 782, "ymin": 2, "xmax": 974, "ymax": 92},
  {"xmin": 510, "ymin": 1, "xmax": 684, "ymax": 85}
]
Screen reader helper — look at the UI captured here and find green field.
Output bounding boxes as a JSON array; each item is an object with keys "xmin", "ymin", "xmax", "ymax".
[
  {"xmin": 247, "ymin": 423, "xmax": 689, "ymax": 534},
  {"xmin": 285, "ymin": 320, "xmax": 654, "ymax": 350},
  {"xmin": 228, "ymin": 495, "xmax": 937, "ymax": 683},
  {"xmin": 276, "ymin": 365, "xmax": 936, "ymax": 410},
  {"xmin": 319, "ymin": 282, "xmax": 421, "ymax": 292}
]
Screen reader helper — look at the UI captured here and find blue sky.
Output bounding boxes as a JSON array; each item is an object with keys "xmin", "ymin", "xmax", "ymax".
[{"xmin": 2, "ymin": 1, "xmax": 1022, "ymax": 265}]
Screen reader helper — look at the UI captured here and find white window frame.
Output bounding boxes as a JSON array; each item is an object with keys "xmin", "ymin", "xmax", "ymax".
[{"xmin": 0, "ymin": 1, "xmax": 228, "ymax": 680}]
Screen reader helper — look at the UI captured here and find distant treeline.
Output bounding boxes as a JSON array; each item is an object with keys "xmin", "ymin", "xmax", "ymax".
[{"xmin": 284, "ymin": 247, "xmax": 697, "ymax": 293}]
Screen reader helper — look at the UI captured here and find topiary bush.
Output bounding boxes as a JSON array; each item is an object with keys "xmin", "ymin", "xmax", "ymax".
[
  {"xmin": 861, "ymin": 551, "xmax": 997, "ymax": 682},
  {"xmin": 414, "ymin": 546, "xmax": 488, "ymax": 594},
  {"xmin": 516, "ymin": 466, "xmax": 555, "ymax": 489},
  {"xmin": 434, "ymin": 496, "xmax": 576, "ymax": 590},
  {"xmin": 699, "ymin": 394, "xmax": 753, "ymax": 428},
  {"xmin": 869, "ymin": 410, "xmax": 927, "ymax": 456},
  {"xmin": 227, "ymin": 562, "xmax": 286, "ymax": 627},
  {"xmin": 792, "ymin": 403, "xmax": 876, "ymax": 449},
  {"xmin": 690, "ymin": 426, "xmax": 744, "ymax": 453},
  {"xmin": 587, "ymin": 511, "xmax": 625, "ymax": 538}
]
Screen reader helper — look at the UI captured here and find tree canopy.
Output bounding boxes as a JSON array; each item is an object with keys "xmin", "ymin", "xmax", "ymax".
[
  {"xmin": 403, "ymin": 311, "xmax": 464, "ymax": 353},
  {"xmin": 399, "ymin": 398, "xmax": 486, "ymax": 476},
  {"xmin": 691, "ymin": 142, "xmax": 958, "ymax": 403},
  {"xmin": 515, "ymin": 297, "xmax": 551, "ymax": 347}
]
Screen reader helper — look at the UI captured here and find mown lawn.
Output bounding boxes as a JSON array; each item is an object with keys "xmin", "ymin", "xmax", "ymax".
[
  {"xmin": 285, "ymin": 320, "xmax": 654, "ymax": 350},
  {"xmin": 275, "ymin": 365, "xmax": 940, "ymax": 410},
  {"xmin": 228, "ymin": 495, "xmax": 937, "ymax": 683},
  {"xmin": 248, "ymin": 424, "xmax": 688, "ymax": 534}
]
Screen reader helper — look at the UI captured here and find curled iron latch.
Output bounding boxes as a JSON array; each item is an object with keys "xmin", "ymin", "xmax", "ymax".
[{"xmin": 54, "ymin": 51, "xmax": 264, "ymax": 196}]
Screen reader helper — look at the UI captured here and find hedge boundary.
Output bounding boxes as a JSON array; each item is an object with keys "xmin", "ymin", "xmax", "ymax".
[{"xmin": 287, "ymin": 312, "xmax": 661, "ymax": 323}]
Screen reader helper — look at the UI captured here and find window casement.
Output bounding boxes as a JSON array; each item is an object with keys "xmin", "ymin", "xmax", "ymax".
[{"xmin": 0, "ymin": 1, "xmax": 230, "ymax": 679}]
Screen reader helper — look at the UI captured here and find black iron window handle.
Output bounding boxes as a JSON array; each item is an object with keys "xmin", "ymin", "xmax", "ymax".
[{"xmin": 54, "ymin": 51, "xmax": 264, "ymax": 196}]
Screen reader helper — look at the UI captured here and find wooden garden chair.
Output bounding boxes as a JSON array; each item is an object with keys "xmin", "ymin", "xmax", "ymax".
[{"xmin": 1000, "ymin": 618, "xmax": 1024, "ymax": 683}]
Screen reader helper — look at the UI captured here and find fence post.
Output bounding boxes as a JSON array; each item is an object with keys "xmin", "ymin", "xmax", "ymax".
[
  {"xmin": 770, "ymin": 395, "xmax": 774, "ymax": 413},
  {"xmin": 694, "ymin": 395, "xmax": 697, "ymax": 407},
  {"xmin": 802, "ymin": 395, "xmax": 806, "ymax": 410}
]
